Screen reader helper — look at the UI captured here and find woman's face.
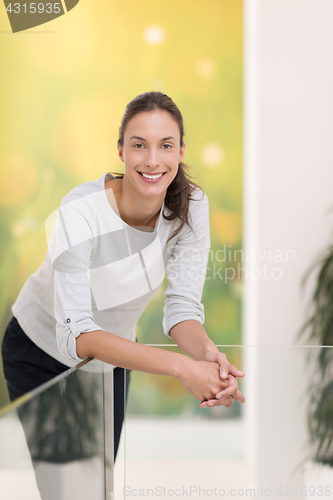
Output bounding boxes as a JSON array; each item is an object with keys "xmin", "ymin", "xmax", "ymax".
[{"xmin": 117, "ymin": 110, "xmax": 185, "ymax": 199}]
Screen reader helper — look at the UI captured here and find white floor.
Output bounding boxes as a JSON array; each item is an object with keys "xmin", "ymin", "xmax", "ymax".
[
  {"xmin": 113, "ymin": 417, "xmax": 252, "ymax": 500},
  {"xmin": 1, "ymin": 413, "xmax": 332, "ymax": 500}
]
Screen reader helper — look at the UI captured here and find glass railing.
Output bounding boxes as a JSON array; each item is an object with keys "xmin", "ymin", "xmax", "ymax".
[
  {"xmin": 116, "ymin": 346, "xmax": 333, "ymax": 500},
  {"xmin": 0, "ymin": 358, "xmax": 114, "ymax": 500},
  {"xmin": 1, "ymin": 347, "xmax": 333, "ymax": 500}
]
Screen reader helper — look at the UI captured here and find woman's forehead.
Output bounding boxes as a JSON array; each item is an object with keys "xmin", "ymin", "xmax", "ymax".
[{"xmin": 124, "ymin": 110, "xmax": 180, "ymax": 140}]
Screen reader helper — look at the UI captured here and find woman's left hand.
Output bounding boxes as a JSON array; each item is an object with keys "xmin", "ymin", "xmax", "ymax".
[
  {"xmin": 199, "ymin": 373, "xmax": 245, "ymax": 408},
  {"xmin": 200, "ymin": 350, "xmax": 245, "ymax": 408}
]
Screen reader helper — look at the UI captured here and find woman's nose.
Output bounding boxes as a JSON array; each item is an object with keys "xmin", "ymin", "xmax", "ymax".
[{"xmin": 144, "ymin": 148, "xmax": 160, "ymax": 168}]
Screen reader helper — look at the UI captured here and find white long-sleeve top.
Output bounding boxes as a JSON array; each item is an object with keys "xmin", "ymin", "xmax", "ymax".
[{"xmin": 11, "ymin": 172, "xmax": 210, "ymax": 369}]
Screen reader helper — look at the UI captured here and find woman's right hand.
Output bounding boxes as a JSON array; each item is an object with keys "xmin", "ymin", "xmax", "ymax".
[{"xmin": 177, "ymin": 358, "xmax": 229, "ymax": 402}]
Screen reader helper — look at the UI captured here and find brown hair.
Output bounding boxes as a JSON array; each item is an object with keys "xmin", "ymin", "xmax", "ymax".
[{"xmin": 113, "ymin": 91, "xmax": 204, "ymax": 242}]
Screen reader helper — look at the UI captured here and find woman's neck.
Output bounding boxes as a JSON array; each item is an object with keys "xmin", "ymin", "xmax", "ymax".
[{"xmin": 106, "ymin": 176, "xmax": 164, "ymax": 228}]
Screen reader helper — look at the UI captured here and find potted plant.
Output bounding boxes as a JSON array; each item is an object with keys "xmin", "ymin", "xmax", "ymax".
[{"xmin": 299, "ymin": 243, "xmax": 333, "ymax": 466}]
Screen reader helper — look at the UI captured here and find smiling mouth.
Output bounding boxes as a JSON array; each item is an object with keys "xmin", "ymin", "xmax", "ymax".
[{"xmin": 138, "ymin": 172, "xmax": 167, "ymax": 179}]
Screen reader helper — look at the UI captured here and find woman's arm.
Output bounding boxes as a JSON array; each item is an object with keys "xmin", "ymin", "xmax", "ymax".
[
  {"xmin": 162, "ymin": 193, "xmax": 245, "ymax": 406},
  {"xmin": 170, "ymin": 320, "xmax": 243, "ymax": 375},
  {"xmin": 76, "ymin": 329, "xmax": 229, "ymax": 403},
  {"xmin": 170, "ymin": 320, "xmax": 223, "ymax": 363}
]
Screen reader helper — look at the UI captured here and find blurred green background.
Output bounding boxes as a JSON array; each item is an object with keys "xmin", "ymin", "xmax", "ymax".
[{"xmin": 0, "ymin": 0, "xmax": 242, "ymax": 410}]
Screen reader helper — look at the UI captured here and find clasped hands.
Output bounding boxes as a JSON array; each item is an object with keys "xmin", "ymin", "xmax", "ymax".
[{"xmin": 198, "ymin": 351, "xmax": 245, "ymax": 409}]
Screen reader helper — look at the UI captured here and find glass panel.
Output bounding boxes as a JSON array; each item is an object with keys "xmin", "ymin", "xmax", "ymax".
[
  {"xmin": 3, "ymin": 346, "xmax": 332, "ymax": 500},
  {"xmin": 0, "ymin": 358, "xmax": 114, "ymax": 500},
  {"xmin": 119, "ymin": 346, "xmax": 333, "ymax": 500}
]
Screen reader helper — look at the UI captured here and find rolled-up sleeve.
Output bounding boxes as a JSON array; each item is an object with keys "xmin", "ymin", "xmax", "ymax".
[
  {"xmin": 163, "ymin": 192, "xmax": 211, "ymax": 338},
  {"xmin": 47, "ymin": 197, "xmax": 105, "ymax": 362}
]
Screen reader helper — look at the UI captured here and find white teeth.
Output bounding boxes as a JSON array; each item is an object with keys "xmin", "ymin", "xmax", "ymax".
[{"xmin": 141, "ymin": 172, "xmax": 163, "ymax": 179}]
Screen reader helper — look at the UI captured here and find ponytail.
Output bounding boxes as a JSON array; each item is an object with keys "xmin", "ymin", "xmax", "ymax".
[{"xmin": 163, "ymin": 162, "xmax": 202, "ymax": 242}]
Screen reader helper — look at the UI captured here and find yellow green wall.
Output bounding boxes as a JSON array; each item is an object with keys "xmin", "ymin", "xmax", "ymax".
[{"xmin": 0, "ymin": 0, "xmax": 242, "ymax": 408}]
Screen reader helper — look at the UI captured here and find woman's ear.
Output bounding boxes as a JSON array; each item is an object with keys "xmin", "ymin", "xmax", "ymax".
[{"xmin": 117, "ymin": 141, "xmax": 124, "ymax": 162}]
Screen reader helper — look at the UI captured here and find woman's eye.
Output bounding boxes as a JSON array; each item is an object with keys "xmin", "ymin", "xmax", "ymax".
[
  {"xmin": 133, "ymin": 143, "xmax": 144, "ymax": 149},
  {"xmin": 162, "ymin": 144, "xmax": 172, "ymax": 149}
]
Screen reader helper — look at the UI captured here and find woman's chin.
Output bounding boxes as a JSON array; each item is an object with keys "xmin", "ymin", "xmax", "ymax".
[
  {"xmin": 139, "ymin": 184, "xmax": 167, "ymax": 199},
  {"xmin": 135, "ymin": 174, "xmax": 171, "ymax": 197}
]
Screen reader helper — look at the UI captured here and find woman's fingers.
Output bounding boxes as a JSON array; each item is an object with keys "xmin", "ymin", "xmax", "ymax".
[
  {"xmin": 213, "ymin": 353, "xmax": 245, "ymax": 380},
  {"xmin": 216, "ymin": 388, "xmax": 245, "ymax": 404},
  {"xmin": 233, "ymin": 390, "xmax": 245, "ymax": 403},
  {"xmin": 215, "ymin": 352, "xmax": 230, "ymax": 379},
  {"xmin": 223, "ymin": 389, "xmax": 245, "ymax": 403},
  {"xmin": 216, "ymin": 375, "xmax": 246, "ymax": 403},
  {"xmin": 216, "ymin": 374, "xmax": 237, "ymax": 398},
  {"xmin": 199, "ymin": 396, "xmax": 234, "ymax": 408},
  {"xmin": 228, "ymin": 364, "xmax": 245, "ymax": 378}
]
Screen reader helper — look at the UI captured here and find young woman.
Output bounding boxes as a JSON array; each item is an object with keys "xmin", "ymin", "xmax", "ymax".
[{"xmin": 1, "ymin": 91, "xmax": 245, "ymax": 460}]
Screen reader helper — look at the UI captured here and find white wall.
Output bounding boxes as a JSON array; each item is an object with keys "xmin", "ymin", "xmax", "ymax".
[
  {"xmin": 243, "ymin": 0, "xmax": 333, "ymax": 492},
  {"xmin": 244, "ymin": 0, "xmax": 333, "ymax": 348}
]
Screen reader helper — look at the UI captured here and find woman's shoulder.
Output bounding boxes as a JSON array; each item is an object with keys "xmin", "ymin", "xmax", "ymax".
[
  {"xmin": 59, "ymin": 174, "xmax": 105, "ymax": 209},
  {"xmin": 163, "ymin": 186, "xmax": 208, "ymax": 223},
  {"xmin": 188, "ymin": 186, "xmax": 209, "ymax": 214}
]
